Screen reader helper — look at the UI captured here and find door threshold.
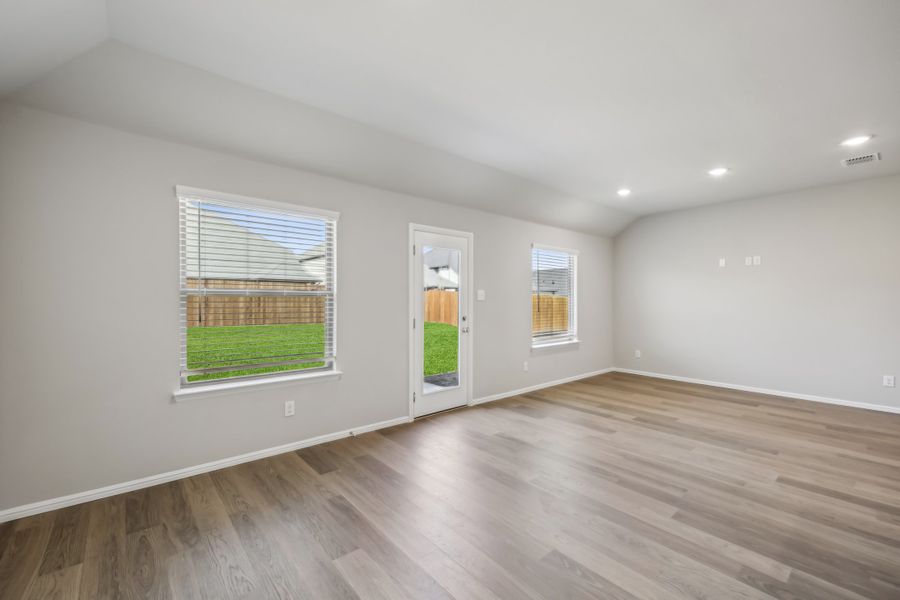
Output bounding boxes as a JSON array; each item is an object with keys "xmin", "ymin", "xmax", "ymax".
[{"xmin": 414, "ymin": 404, "xmax": 469, "ymax": 420}]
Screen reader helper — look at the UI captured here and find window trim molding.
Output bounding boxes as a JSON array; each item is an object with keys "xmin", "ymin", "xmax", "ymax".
[
  {"xmin": 172, "ymin": 369, "xmax": 343, "ymax": 402},
  {"xmin": 175, "ymin": 185, "xmax": 340, "ymax": 388},
  {"xmin": 531, "ymin": 242, "xmax": 580, "ymax": 256},
  {"xmin": 175, "ymin": 186, "xmax": 341, "ymax": 221},
  {"xmin": 531, "ymin": 339, "xmax": 581, "ymax": 352},
  {"xmin": 531, "ymin": 242, "xmax": 578, "ymax": 348}
]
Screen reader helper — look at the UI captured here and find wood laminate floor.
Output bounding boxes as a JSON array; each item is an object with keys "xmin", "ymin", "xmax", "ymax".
[{"xmin": 2, "ymin": 372, "xmax": 900, "ymax": 599}]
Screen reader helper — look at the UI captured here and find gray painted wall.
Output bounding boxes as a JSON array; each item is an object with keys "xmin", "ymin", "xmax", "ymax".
[
  {"xmin": 0, "ymin": 103, "xmax": 613, "ymax": 511},
  {"xmin": 614, "ymin": 174, "xmax": 900, "ymax": 410},
  {"xmin": 4, "ymin": 98, "xmax": 897, "ymax": 515}
]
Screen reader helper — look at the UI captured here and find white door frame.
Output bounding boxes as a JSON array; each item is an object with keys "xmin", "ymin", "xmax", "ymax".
[{"xmin": 408, "ymin": 223, "xmax": 474, "ymax": 419}]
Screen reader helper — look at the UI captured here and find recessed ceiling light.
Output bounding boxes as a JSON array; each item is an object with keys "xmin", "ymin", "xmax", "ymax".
[
  {"xmin": 840, "ymin": 135, "xmax": 872, "ymax": 147},
  {"xmin": 708, "ymin": 167, "xmax": 729, "ymax": 177},
  {"xmin": 617, "ymin": 188, "xmax": 631, "ymax": 197}
]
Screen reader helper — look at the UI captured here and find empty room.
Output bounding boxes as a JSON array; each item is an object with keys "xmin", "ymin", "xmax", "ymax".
[{"xmin": 1, "ymin": 1, "xmax": 899, "ymax": 599}]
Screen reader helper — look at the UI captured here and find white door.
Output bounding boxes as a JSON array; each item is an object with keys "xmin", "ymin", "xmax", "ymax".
[{"xmin": 411, "ymin": 227, "xmax": 472, "ymax": 417}]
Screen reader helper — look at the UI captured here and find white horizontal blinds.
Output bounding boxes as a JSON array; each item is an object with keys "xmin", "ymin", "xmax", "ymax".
[
  {"xmin": 531, "ymin": 245, "xmax": 577, "ymax": 344},
  {"xmin": 179, "ymin": 192, "xmax": 336, "ymax": 384}
]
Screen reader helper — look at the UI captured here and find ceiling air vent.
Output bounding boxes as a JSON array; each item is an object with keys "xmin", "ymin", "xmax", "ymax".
[{"xmin": 841, "ymin": 152, "xmax": 881, "ymax": 167}]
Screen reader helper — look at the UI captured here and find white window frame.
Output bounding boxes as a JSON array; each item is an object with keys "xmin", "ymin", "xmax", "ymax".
[
  {"xmin": 531, "ymin": 243, "xmax": 578, "ymax": 349},
  {"xmin": 175, "ymin": 186, "xmax": 339, "ymax": 392}
]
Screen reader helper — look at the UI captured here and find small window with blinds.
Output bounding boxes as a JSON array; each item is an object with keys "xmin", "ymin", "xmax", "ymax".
[
  {"xmin": 178, "ymin": 187, "xmax": 338, "ymax": 386},
  {"xmin": 531, "ymin": 244, "xmax": 577, "ymax": 347}
]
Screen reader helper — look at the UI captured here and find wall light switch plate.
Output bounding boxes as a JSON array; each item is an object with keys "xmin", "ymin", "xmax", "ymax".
[
  {"xmin": 523, "ymin": 361, "xmax": 528, "ymax": 372},
  {"xmin": 634, "ymin": 350, "xmax": 642, "ymax": 359},
  {"xmin": 477, "ymin": 289, "xmax": 486, "ymax": 301},
  {"xmin": 753, "ymin": 256, "xmax": 761, "ymax": 266},
  {"xmin": 884, "ymin": 375, "xmax": 896, "ymax": 388},
  {"xmin": 284, "ymin": 400, "xmax": 296, "ymax": 417},
  {"xmin": 718, "ymin": 258, "xmax": 726, "ymax": 268},
  {"xmin": 745, "ymin": 256, "xmax": 753, "ymax": 266}
]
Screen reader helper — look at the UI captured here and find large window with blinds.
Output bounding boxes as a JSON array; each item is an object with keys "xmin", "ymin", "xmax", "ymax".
[
  {"xmin": 178, "ymin": 187, "xmax": 337, "ymax": 386},
  {"xmin": 531, "ymin": 244, "xmax": 577, "ymax": 346}
]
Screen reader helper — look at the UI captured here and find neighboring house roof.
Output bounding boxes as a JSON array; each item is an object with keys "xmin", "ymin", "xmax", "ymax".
[
  {"xmin": 423, "ymin": 247, "xmax": 460, "ymax": 289},
  {"xmin": 185, "ymin": 209, "xmax": 325, "ymax": 282},
  {"xmin": 425, "ymin": 267, "xmax": 459, "ymax": 290},
  {"xmin": 532, "ymin": 268, "xmax": 570, "ymax": 295}
]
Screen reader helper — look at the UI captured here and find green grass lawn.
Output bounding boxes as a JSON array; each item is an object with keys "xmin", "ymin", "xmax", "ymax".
[
  {"xmin": 187, "ymin": 321, "xmax": 458, "ymax": 382},
  {"xmin": 423, "ymin": 321, "xmax": 458, "ymax": 376},
  {"xmin": 187, "ymin": 323, "xmax": 325, "ymax": 382}
]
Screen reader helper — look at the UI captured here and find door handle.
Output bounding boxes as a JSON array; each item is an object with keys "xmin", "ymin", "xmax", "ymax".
[{"xmin": 461, "ymin": 326, "xmax": 470, "ymax": 333}]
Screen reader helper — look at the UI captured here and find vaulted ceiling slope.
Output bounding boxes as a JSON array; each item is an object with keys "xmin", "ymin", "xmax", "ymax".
[
  {"xmin": 3, "ymin": 1, "xmax": 900, "ymax": 236},
  {"xmin": 9, "ymin": 42, "xmax": 633, "ymax": 236},
  {"xmin": 0, "ymin": 0, "xmax": 107, "ymax": 96}
]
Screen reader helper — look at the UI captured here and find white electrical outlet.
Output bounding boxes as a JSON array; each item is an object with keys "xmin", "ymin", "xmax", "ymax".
[
  {"xmin": 634, "ymin": 349, "xmax": 642, "ymax": 359},
  {"xmin": 284, "ymin": 400, "xmax": 295, "ymax": 417},
  {"xmin": 477, "ymin": 289, "xmax": 486, "ymax": 301},
  {"xmin": 523, "ymin": 361, "xmax": 528, "ymax": 372},
  {"xmin": 753, "ymin": 255, "xmax": 761, "ymax": 266},
  {"xmin": 718, "ymin": 258, "xmax": 726, "ymax": 268},
  {"xmin": 884, "ymin": 375, "xmax": 896, "ymax": 388},
  {"xmin": 745, "ymin": 256, "xmax": 753, "ymax": 266}
]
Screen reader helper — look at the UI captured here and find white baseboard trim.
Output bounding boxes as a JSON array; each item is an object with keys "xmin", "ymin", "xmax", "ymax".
[
  {"xmin": 0, "ymin": 368, "xmax": 618, "ymax": 523},
  {"xmin": 613, "ymin": 368, "xmax": 900, "ymax": 415},
  {"xmin": 0, "ymin": 415, "xmax": 412, "ymax": 524},
  {"xmin": 470, "ymin": 367, "xmax": 615, "ymax": 406},
  {"xmin": 13, "ymin": 365, "xmax": 890, "ymax": 523}
]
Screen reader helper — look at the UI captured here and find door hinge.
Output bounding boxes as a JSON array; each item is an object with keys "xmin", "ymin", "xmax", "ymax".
[
  {"xmin": 413, "ymin": 317, "xmax": 416, "ymax": 329},
  {"xmin": 413, "ymin": 392, "xmax": 416, "ymax": 403},
  {"xmin": 412, "ymin": 244, "xmax": 416, "ymax": 255}
]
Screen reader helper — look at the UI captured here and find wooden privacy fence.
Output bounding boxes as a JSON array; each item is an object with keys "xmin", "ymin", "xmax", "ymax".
[
  {"xmin": 424, "ymin": 290, "xmax": 569, "ymax": 334},
  {"xmin": 425, "ymin": 289, "xmax": 458, "ymax": 326},
  {"xmin": 186, "ymin": 295, "xmax": 325, "ymax": 327},
  {"xmin": 186, "ymin": 279, "xmax": 325, "ymax": 327},
  {"xmin": 186, "ymin": 282, "xmax": 567, "ymax": 330},
  {"xmin": 532, "ymin": 294, "xmax": 569, "ymax": 334}
]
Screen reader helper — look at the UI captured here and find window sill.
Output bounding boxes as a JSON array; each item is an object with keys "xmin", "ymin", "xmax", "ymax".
[
  {"xmin": 531, "ymin": 339, "xmax": 580, "ymax": 353},
  {"xmin": 172, "ymin": 369, "xmax": 343, "ymax": 402}
]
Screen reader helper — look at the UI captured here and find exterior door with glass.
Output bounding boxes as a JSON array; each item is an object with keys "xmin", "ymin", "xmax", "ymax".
[{"xmin": 411, "ymin": 227, "xmax": 471, "ymax": 417}]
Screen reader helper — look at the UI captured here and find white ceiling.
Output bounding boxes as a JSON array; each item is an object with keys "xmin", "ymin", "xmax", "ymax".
[{"xmin": 3, "ymin": 0, "xmax": 900, "ymax": 234}]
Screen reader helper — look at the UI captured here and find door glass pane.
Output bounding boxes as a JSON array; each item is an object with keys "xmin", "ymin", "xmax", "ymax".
[{"xmin": 422, "ymin": 246, "xmax": 460, "ymax": 393}]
